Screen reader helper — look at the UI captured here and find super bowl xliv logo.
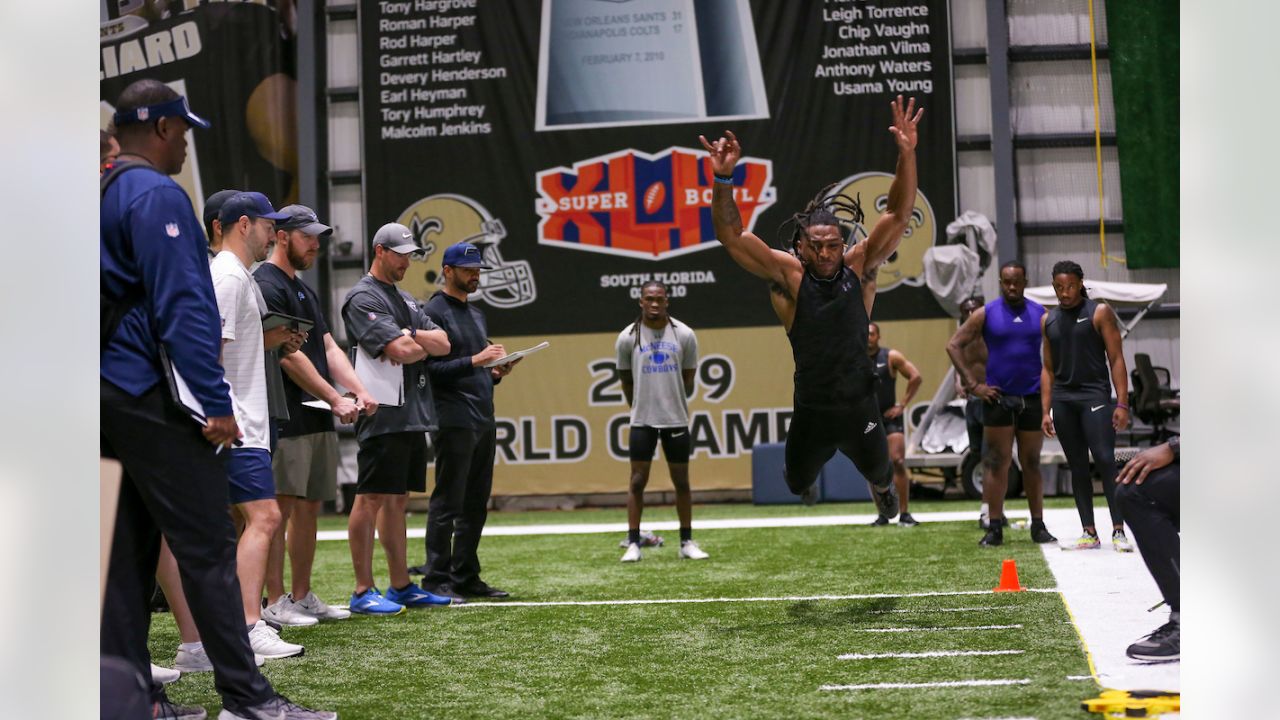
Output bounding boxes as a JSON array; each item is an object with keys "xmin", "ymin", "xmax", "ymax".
[
  {"xmin": 827, "ymin": 172, "xmax": 936, "ymax": 292},
  {"xmin": 535, "ymin": 147, "xmax": 776, "ymax": 260}
]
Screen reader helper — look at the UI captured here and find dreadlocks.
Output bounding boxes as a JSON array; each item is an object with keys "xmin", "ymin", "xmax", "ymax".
[
  {"xmin": 776, "ymin": 182, "xmax": 866, "ymax": 256},
  {"xmin": 631, "ymin": 280, "xmax": 669, "ymax": 349},
  {"xmin": 1051, "ymin": 259, "xmax": 1088, "ymax": 298}
]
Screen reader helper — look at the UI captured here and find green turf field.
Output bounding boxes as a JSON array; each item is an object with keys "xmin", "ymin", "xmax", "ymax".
[{"xmin": 151, "ymin": 505, "xmax": 1098, "ymax": 719}]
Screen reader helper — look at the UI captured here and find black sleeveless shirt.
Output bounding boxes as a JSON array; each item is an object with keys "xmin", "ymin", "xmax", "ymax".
[
  {"xmin": 1045, "ymin": 297, "xmax": 1111, "ymax": 401},
  {"xmin": 788, "ymin": 266, "xmax": 877, "ymax": 411},
  {"xmin": 873, "ymin": 347, "xmax": 896, "ymax": 413}
]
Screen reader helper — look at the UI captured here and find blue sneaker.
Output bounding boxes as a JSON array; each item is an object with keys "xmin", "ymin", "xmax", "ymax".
[
  {"xmin": 349, "ymin": 587, "xmax": 406, "ymax": 616},
  {"xmin": 385, "ymin": 581, "xmax": 458, "ymax": 607}
]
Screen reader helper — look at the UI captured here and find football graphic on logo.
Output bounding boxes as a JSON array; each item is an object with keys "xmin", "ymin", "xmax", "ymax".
[{"xmin": 642, "ymin": 182, "xmax": 666, "ymax": 215}]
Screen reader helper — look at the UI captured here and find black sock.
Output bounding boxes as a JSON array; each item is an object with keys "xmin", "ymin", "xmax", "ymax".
[
  {"xmin": 1031, "ymin": 517, "xmax": 1045, "ymax": 527},
  {"xmin": 628, "ymin": 529, "xmax": 641, "ymax": 545},
  {"xmin": 680, "ymin": 526, "xmax": 692, "ymax": 543}
]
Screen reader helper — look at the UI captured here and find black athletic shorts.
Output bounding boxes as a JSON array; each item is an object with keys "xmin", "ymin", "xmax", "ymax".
[
  {"xmin": 882, "ymin": 413, "xmax": 904, "ymax": 436},
  {"xmin": 356, "ymin": 431, "xmax": 428, "ymax": 495},
  {"xmin": 784, "ymin": 394, "xmax": 893, "ymax": 494},
  {"xmin": 628, "ymin": 425, "xmax": 691, "ymax": 464},
  {"xmin": 982, "ymin": 393, "xmax": 1042, "ymax": 431}
]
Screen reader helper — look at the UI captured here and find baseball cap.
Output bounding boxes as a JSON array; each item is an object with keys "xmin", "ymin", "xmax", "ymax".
[
  {"xmin": 372, "ymin": 223, "xmax": 424, "ymax": 256},
  {"xmin": 276, "ymin": 204, "xmax": 333, "ymax": 237},
  {"xmin": 202, "ymin": 189, "xmax": 240, "ymax": 235},
  {"xmin": 218, "ymin": 191, "xmax": 290, "ymax": 226},
  {"xmin": 441, "ymin": 242, "xmax": 492, "ymax": 269},
  {"xmin": 112, "ymin": 94, "xmax": 211, "ymax": 130}
]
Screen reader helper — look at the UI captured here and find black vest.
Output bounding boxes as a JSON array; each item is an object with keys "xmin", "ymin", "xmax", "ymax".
[
  {"xmin": 1045, "ymin": 298, "xmax": 1111, "ymax": 401},
  {"xmin": 873, "ymin": 347, "xmax": 897, "ymax": 413},
  {"xmin": 788, "ymin": 266, "xmax": 876, "ymax": 411}
]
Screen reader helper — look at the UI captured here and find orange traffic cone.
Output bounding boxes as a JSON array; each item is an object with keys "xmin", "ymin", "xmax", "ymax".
[{"xmin": 993, "ymin": 558, "xmax": 1025, "ymax": 592}]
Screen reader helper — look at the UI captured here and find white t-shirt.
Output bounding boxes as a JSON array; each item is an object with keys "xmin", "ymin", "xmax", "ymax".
[
  {"xmin": 210, "ymin": 251, "xmax": 270, "ymax": 450},
  {"xmin": 615, "ymin": 317, "xmax": 698, "ymax": 428}
]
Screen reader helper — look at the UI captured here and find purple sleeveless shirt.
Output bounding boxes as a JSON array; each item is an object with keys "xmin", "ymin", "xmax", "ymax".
[{"xmin": 982, "ymin": 296, "xmax": 1046, "ymax": 396}]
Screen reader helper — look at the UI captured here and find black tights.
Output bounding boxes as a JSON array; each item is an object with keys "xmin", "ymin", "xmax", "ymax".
[{"xmin": 1053, "ymin": 398, "xmax": 1122, "ymax": 530}]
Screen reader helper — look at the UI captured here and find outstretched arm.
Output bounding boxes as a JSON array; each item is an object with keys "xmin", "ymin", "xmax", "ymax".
[
  {"xmin": 698, "ymin": 130, "xmax": 800, "ymax": 285},
  {"xmin": 850, "ymin": 95, "xmax": 924, "ymax": 276}
]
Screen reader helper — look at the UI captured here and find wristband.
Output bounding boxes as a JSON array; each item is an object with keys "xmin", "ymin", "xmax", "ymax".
[
  {"xmin": 1116, "ymin": 402, "xmax": 1129, "ymax": 410},
  {"xmin": 713, "ymin": 173, "xmax": 734, "ymax": 185}
]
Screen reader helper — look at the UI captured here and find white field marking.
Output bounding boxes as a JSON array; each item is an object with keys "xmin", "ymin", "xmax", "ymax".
[
  {"xmin": 315, "ymin": 509, "xmax": 1020, "ymax": 541},
  {"xmin": 867, "ymin": 605, "xmax": 1018, "ymax": 614},
  {"xmin": 852, "ymin": 624, "xmax": 1023, "ymax": 632},
  {"xmin": 956, "ymin": 717, "xmax": 1039, "ymax": 720},
  {"xmin": 821, "ymin": 678, "xmax": 1031, "ymax": 691},
  {"xmin": 839, "ymin": 649, "xmax": 1025, "ymax": 660},
  {"xmin": 1066, "ymin": 675, "xmax": 1096, "ymax": 681},
  {"xmin": 454, "ymin": 589, "xmax": 1057, "ymax": 609}
]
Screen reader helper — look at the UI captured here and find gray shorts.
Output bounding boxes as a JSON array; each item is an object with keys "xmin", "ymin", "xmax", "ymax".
[{"xmin": 272, "ymin": 432, "xmax": 339, "ymax": 502}]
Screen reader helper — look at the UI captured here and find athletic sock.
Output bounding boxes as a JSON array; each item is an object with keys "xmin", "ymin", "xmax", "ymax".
[
  {"xmin": 178, "ymin": 642, "xmax": 203, "ymax": 652},
  {"xmin": 628, "ymin": 529, "xmax": 641, "ymax": 545},
  {"xmin": 679, "ymin": 526, "xmax": 692, "ymax": 543}
]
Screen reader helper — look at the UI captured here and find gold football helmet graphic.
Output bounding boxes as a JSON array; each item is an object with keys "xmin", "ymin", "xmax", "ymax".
[
  {"xmin": 827, "ymin": 172, "xmax": 936, "ymax": 291},
  {"xmin": 396, "ymin": 194, "xmax": 536, "ymax": 308}
]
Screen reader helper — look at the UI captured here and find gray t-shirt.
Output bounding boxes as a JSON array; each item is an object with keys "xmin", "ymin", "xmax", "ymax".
[
  {"xmin": 615, "ymin": 317, "xmax": 698, "ymax": 428},
  {"xmin": 341, "ymin": 275, "xmax": 440, "ymax": 442}
]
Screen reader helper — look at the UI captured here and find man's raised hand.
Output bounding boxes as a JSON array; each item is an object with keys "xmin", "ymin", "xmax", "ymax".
[
  {"xmin": 698, "ymin": 130, "xmax": 742, "ymax": 177},
  {"xmin": 888, "ymin": 95, "xmax": 924, "ymax": 153}
]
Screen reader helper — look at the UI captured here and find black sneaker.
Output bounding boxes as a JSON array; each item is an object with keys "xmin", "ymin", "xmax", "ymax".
[
  {"xmin": 869, "ymin": 515, "xmax": 890, "ymax": 526},
  {"xmin": 873, "ymin": 484, "xmax": 899, "ymax": 520},
  {"xmin": 1126, "ymin": 620, "xmax": 1180, "ymax": 662},
  {"xmin": 154, "ymin": 693, "xmax": 206, "ymax": 720},
  {"xmin": 1030, "ymin": 521, "xmax": 1057, "ymax": 544},
  {"xmin": 898, "ymin": 513, "xmax": 919, "ymax": 527},
  {"xmin": 223, "ymin": 694, "xmax": 338, "ymax": 719},
  {"xmin": 800, "ymin": 482, "xmax": 820, "ymax": 506},
  {"xmin": 979, "ymin": 527, "xmax": 1003, "ymax": 547},
  {"xmin": 456, "ymin": 580, "xmax": 511, "ymax": 599},
  {"xmin": 422, "ymin": 583, "xmax": 468, "ymax": 602}
]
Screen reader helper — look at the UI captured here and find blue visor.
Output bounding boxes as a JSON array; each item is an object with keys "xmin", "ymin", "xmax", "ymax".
[{"xmin": 112, "ymin": 95, "xmax": 211, "ymax": 130}]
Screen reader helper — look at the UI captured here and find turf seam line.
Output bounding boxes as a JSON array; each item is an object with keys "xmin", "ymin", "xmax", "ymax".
[
  {"xmin": 853, "ymin": 624, "xmax": 1023, "ymax": 632},
  {"xmin": 820, "ymin": 679, "xmax": 1032, "ymax": 690},
  {"xmin": 838, "ymin": 650, "xmax": 1025, "ymax": 659},
  {"xmin": 454, "ymin": 589, "xmax": 1058, "ymax": 609}
]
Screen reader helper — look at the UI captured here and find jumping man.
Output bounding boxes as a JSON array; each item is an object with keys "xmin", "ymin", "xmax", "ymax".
[{"xmin": 698, "ymin": 95, "xmax": 923, "ymax": 515}]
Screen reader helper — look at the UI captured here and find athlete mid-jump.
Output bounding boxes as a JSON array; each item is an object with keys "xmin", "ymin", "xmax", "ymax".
[{"xmin": 698, "ymin": 95, "xmax": 923, "ymax": 514}]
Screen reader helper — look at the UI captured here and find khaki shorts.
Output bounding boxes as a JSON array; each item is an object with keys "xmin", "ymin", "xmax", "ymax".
[{"xmin": 272, "ymin": 432, "xmax": 339, "ymax": 502}]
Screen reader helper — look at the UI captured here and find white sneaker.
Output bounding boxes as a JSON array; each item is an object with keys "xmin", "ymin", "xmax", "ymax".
[
  {"xmin": 174, "ymin": 644, "xmax": 265, "ymax": 673},
  {"xmin": 1112, "ymin": 530, "xmax": 1135, "ymax": 553},
  {"xmin": 620, "ymin": 543, "xmax": 643, "ymax": 562},
  {"xmin": 247, "ymin": 620, "xmax": 304, "ymax": 660},
  {"xmin": 151, "ymin": 663, "xmax": 181, "ymax": 685},
  {"xmin": 263, "ymin": 594, "xmax": 320, "ymax": 627},
  {"xmin": 678, "ymin": 540, "xmax": 710, "ymax": 560},
  {"xmin": 294, "ymin": 591, "xmax": 351, "ymax": 621}
]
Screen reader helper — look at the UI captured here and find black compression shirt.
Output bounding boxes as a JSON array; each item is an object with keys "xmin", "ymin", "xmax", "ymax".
[{"xmin": 788, "ymin": 266, "xmax": 877, "ymax": 411}]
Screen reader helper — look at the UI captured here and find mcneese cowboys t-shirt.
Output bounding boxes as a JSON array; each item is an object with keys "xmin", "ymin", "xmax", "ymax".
[{"xmin": 615, "ymin": 318, "xmax": 698, "ymax": 428}]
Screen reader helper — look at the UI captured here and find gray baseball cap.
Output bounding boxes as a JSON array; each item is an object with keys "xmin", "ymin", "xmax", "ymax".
[
  {"xmin": 372, "ymin": 222, "xmax": 424, "ymax": 256},
  {"xmin": 276, "ymin": 204, "xmax": 333, "ymax": 237}
]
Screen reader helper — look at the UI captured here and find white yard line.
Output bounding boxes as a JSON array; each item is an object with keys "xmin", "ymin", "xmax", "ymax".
[
  {"xmin": 852, "ymin": 624, "xmax": 1023, "ymax": 633},
  {"xmin": 1037, "ymin": 507, "xmax": 1180, "ymax": 694},
  {"xmin": 821, "ymin": 679, "xmax": 1031, "ymax": 691},
  {"xmin": 315, "ymin": 509, "xmax": 1018, "ymax": 542},
  {"xmin": 453, "ymin": 589, "xmax": 1056, "ymax": 609},
  {"xmin": 867, "ymin": 606, "xmax": 1017, "ymax": 614},
  {"xmin": 839, "ymin": 650, "xmax": 1025, "ymax": 660}
]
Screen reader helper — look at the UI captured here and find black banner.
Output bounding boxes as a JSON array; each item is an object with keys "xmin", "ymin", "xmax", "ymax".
[
  {"xmin": 361, "ymin": 0, "xmax": 955, "ymax": 335},
  {"xmin": 100, "ymin": 2, "xmax": 298, "ymax": 211}
]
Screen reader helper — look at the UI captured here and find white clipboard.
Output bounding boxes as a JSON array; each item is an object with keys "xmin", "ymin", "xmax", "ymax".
[
  {"xmin": 353, "ymin": 344, "xmax": 404, "ymax": 407},
  {"xmin": 482, "ymin": 341, "xmax": 550, "ymax": 368}
]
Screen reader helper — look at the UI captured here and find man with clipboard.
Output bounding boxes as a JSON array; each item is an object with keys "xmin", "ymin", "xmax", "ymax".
[
  {"xmin": 409, "ymin": 242, "xmax": 520, "ymax": 600},
  {"xmin": 340, "ymin": 223, "xmax": 454, "ymax": 615},
  {"xmin": 256, "ymin": 205, "xmax": 380, "ymax": 626}
]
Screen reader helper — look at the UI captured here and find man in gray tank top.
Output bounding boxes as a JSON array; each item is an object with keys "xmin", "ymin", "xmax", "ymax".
[{"xmin": 1040, "ymin": 260, "xmax": 1133, "ymax": 552}]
